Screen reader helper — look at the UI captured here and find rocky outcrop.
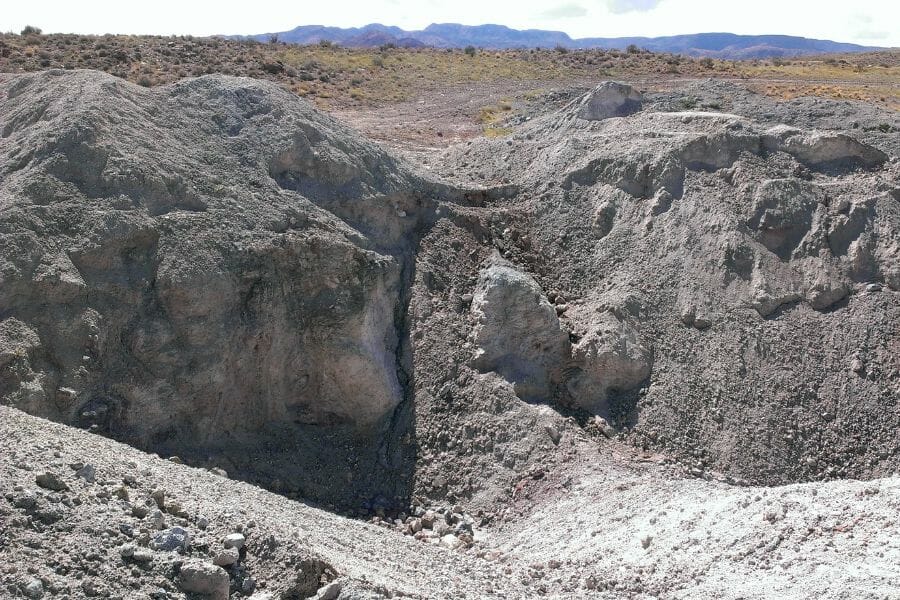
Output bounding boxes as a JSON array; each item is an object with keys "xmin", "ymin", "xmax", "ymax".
[
  {"xmin": 3, "ymin": 71, "xmax": 899, "ymax": 511},
  {"xmin": 762, "ymin": 125, "xmax": 888, "ymax": 170}
]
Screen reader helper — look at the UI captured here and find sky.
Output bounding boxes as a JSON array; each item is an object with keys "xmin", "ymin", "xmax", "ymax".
[{"xmin": 3, "ymin": 0, "xmax": 898, "ymax": 47}]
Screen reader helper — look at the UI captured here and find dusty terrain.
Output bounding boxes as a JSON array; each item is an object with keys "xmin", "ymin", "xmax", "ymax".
[
  {"xmin": 2, "ymin": 33, "xmax": 899, "ymax": 111},
  {"xmin": 0, "ymin": 38, "xmax": 899, "ymax": 600}
]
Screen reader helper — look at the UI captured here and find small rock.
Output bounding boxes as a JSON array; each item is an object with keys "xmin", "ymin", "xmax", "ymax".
[
  {"xmin": 56, "ymin": 387, "xmax": 78, "ymax": 404},
  {"xmin": 75, "ymin": 464, "xmax": 96, "ymax": 483},
  {"xmin": 24, "ymin": 578, "xmax": 44, "ymax": 599},
  {"xmin": 150, "ymin": 489, "xmax": 166, "ymax": 508},
  {"xmin": 150, "ymin": 527, "xmax": 191, "ymax": 552},
  {"xmin": 641, "ymin": 535, "xmax": 653, "ymax": 549},
  {"xmin": 81, "ymin": 579, "xmax": 102, "ymax": 597},
  {"xmin": 132, "ymin": 548, "xmax": 155, "ymax": 563},
  {"xmin": 592, "ymin": 416, "xmax": 617, "ymax": 439},
  {"xmin": 149, "ymin": 509, "xmax": 166, "ymax": 530},
  {"xmin": 224, "ymin": 533, "xmax": 246, "ymax": 549},
  {"xmin": 119, "ymin": 544, "xmax": 136, "ymax": 559},
  {"xmin": 408, "ymin": 518, "xmax": 423, "ymax": 534},
  {"xmin": 421, "ymin": 510, "xmax": 437, "ymax": 529},
  {"xmin": 440, "ymin": 534, "xmax": 463, "ymax": 550},
  {"xmin": 314, "ymin": 580, "xmax": 344, "ymax": 600},
  {"xmin": 197, "ymin": 516, "xmax": 209, "ymax": 530},
  {"xmin": 178, "ymin": 561, "xmax": 230, "ymax": 600},
  {"xmin": 434, "ymin": 521, "xmax": 452, "ymax": 536},
  {"xmin": 167, "ymin": 501, "xmax": 188, "ymax": 518},
  {"xmin": 11, "ymin": 489, "xmax": 37, "ymax": 510},
  {"xmin": 241, "ymin": 577, "xmax": 257, "ymax": 595},
  {"xmin": 213, "ymin": 547, "xmax": 239, "ymax": 567},
  {"xmin": 544, "ymin": 424, "xmax": 561, "ymax": 445},
  {"xmin": 35, "ymin": 472, "xmax": 68, "ymax": 491}
]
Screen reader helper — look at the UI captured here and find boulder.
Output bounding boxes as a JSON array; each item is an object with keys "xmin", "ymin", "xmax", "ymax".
[
  {"xmin": 566, "ymin": 313, "xmax": 651, "ymax": 414},
  {"xmin": 577, "ymin": 81, "xmax": 643, "ymax": 121},
  {"xmin": 470, "ymin": 257, "xmax": 569, "ymax": 402}
]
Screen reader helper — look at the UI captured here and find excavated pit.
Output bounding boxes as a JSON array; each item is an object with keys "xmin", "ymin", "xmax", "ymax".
[{"xmin": 1, "ymin": 72, "xmax": 899, "ymax": 520}]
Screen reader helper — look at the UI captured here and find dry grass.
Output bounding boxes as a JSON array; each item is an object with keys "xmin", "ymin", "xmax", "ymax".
[
  {"xmin": 476, "ymin": 99, "xmax": 516, "ymax": 137},
  {"xmin": 736, "ymin": 54, "xmax": 900, "ymax": 110},
  {"xmin": 0, "ymin": 33, "xmax": 897, "ymax": 111},
  {"xmin": 753, "ymin": 82, "xmax": 900, "ymax": 111}
]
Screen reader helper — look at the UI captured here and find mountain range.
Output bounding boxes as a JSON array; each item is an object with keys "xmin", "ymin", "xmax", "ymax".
[{"xmin": 229, "ymin": 23, "xmax": 882, "ymax": 59}]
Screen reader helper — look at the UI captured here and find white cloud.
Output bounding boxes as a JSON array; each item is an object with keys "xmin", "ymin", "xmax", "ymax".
[
  {"xmin": 607, "ymin": 0, "xmax": 663, "ymax": 14},
  {"xmin": 541, "ymin": 3, "xmax": 589, "ymax": 19}
]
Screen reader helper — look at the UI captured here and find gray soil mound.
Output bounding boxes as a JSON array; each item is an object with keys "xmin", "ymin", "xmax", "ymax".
[
  {"xmin": 0, "ymin": 70, "xmax": 430, "ymax": 510},
  {"xmin": 434, "ymin": 83, "xmax": 900, "ymax": 488}
]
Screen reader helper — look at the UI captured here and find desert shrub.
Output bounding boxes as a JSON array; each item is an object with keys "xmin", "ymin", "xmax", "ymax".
[
  {"xmin": 626, "ymin": 44, "xmax": 640, "ymax": 54},
  {"xmin": 269, "ymin": 33, "xmax": 279, "ymax": 44},
  {"xmin": 21, "ymin": 25, "xmax": 42, "ymax": 36},
  {"xmin": 372, "ymin": 55, "xmax": 384, "ymax": 68},
  {"xmin": 554, "ymin": 44, "xmax": 569, "ymax": 54},
  {"xmin": 464, "ymin": 45, "xmax": 476, "ymax": 57},
  {"xmin": 678, "ymin": 96, "xmax": 698, "ymax": 110}
]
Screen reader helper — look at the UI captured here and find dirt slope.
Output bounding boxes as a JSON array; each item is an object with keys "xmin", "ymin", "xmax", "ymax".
[{"xmin": 3, "ymin": 405, "xmax": 899, "ymax": 599}]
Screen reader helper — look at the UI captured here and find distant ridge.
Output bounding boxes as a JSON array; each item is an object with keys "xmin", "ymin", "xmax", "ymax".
[{"xmin": 228, "ymin": 23, "xmax": 881, "ymax": 58}]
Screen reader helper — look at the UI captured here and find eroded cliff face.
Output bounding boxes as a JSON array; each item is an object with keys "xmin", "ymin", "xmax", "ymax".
[{"xmin": 0, "ymin": 71, "xmax": 426, "ymax": 507}]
